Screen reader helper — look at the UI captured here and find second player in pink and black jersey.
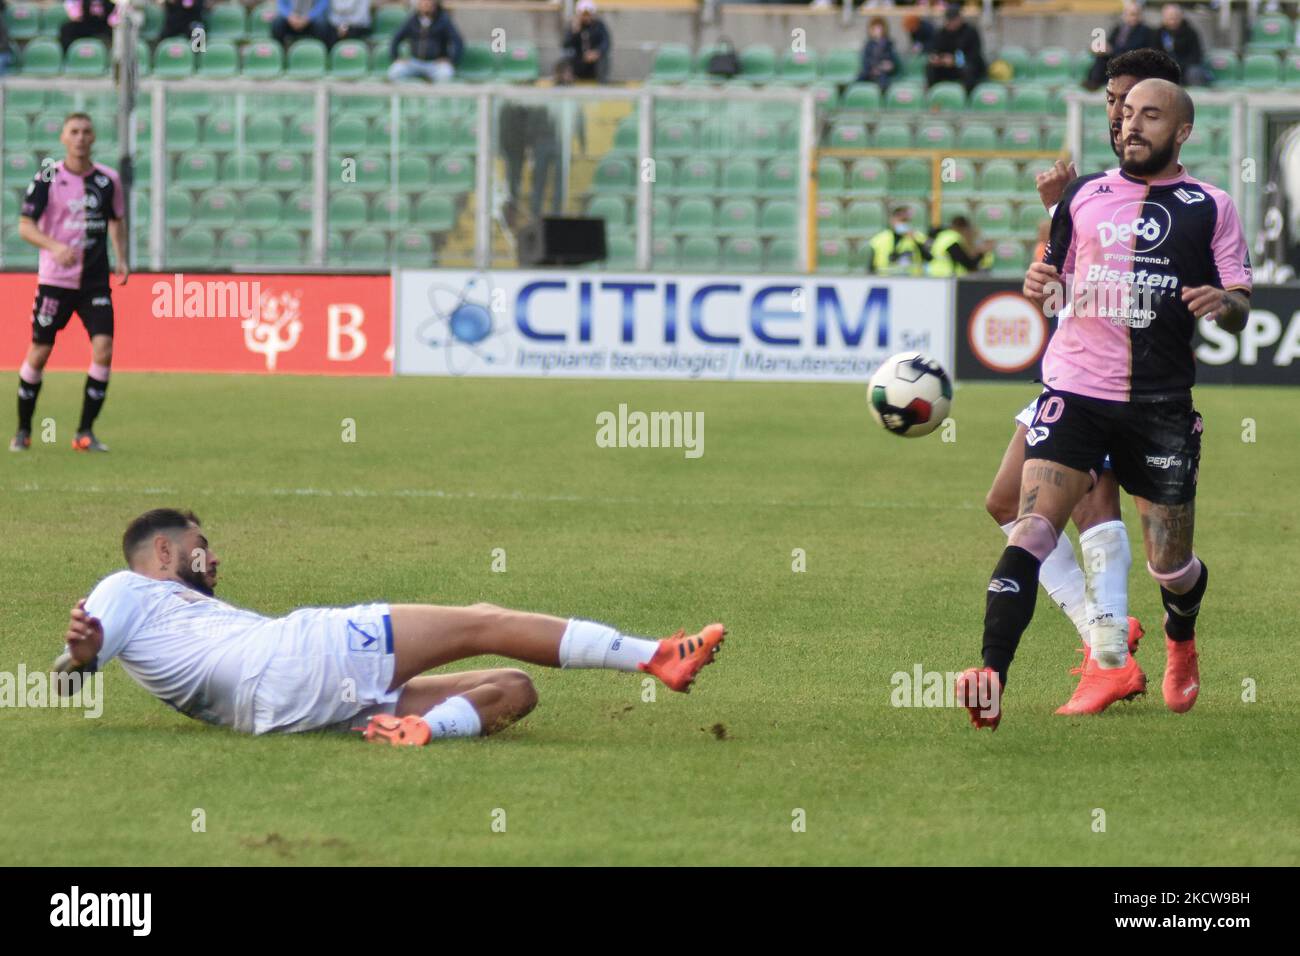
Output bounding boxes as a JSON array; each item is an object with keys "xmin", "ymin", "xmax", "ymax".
[
  {"xmin": 1039, "ymin": 165, "xmax": 1251, "ymax": 404},
  {"xmin": 20, "ymin": 158, "xmax": 125, "ymax": 291}
]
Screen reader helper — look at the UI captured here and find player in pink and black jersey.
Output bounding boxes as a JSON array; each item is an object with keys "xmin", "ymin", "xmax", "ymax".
[{"xmin": 11, "ymin": 112, "xmax": 128, "ymax": 453}]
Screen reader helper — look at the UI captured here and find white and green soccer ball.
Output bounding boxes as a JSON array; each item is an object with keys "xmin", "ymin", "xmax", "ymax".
[{"xmin": 867, "ymin": 352, "xmax": 953, "ymax": 438}]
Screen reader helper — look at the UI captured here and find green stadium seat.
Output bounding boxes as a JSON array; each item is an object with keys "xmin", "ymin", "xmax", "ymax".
[
  {"xmin": 5, "ymin": 2, "xmax": 40, "ymax": 40},
  {"xmin": 173, "ymin": 228, "xmax": 216, "ymax": 266},
  {"xmin": 139, "ymin": 3, "xmax": 161, "ymax": 39},
  {"xmin": 242, "ymin": 41, "xmax": 284, "ymax": 79},
  {"xmin": 656, "ymin": 119, "xmax": 696, "ymax": 156},
  {"xmin": 3, "ymin": 86, "xmax": 43, "ymax": 112},
  {"xmin": 287, "ymin": 38, "xmax": 327, "ymax": 79},
  {"xmin": 238, "ymin": 189, "xmax": 283, "ymax": 228},
  {"xmin": 329, "ymin": 192, "xmax": 368, "ymax": 230},
  {"xmin": 587, "ymin": 195, "xmax": 627, "ymax": 229},
  {"xmin": 718, "ymin": 198, "xmax": 759, "ymax": 234},
  {"xmin": 20, "ymin": 37, "xmax": 62, "ymax": 76},
  {"xmin": 820, "ymin": 48, "xmax": 860, "ymax": 85},
  {"xmin": 841, "ymin": 83, "xmax": 882, "ymax": 112},
  {"xmin": 346, "ymin": 229, "xmax": 388, "ymax": 267},
  {"xmin": 652, "ymin": 236, "xmax": 677, "ymax": 270},
  {"xmin": 777, "ymin": 49, "xmax": 818, "ymax": 85},
  {"xmin": 164, "ymin": 186, "xmax": 193, "ymax": 227},
  {"xmin": 672, "ymin": 197, "xmax": 714, "ymax": 232},
  {"xmin": 1180, "ymin": 132, "xmax": 1213, "ymax": 164},
  {"xmin": 592, "ymin": 156, "xmax": 634, "ymax": 193},
  {"xmin": 926, "ymin": 82, "xmax": 965, "ymax": 113},
  {"xmin": 415, "ymin": 195, "xmax": 456, "ymax": 232},
  {"xmin": 1198, "ymin": 161, "xmax": 1229, "ymax": 188},
  {"xmin": 249, "ymin": 1, "xmax": 278, "ymax": 39},
  {"xmin": 817, "ymin": 158, "xmax": 846, "ymax": 196},
  {"xmin": 759, "ymin": 199, "xmax": 797, "ymax": 235},
  {"xmin": 996, "ymin": 46, "xmax": 1031, "ymax": 80},
  {"xmin": 609, "ymin": 117, "xmax": 638, "ymax": 155},
  {"xmin": 816, "ymin": 199, "xmax": 844, "ymax": 236},
  {"xmin": 153, "ymin": 38, "xmax": 194, "ymax": 78},
  {"xmin": 264, "ymin": 152, "xmax": 306, "ymax": 188},
  {"xmin": 938, "ymin": 199, "xmax": 972, "ymax": 225},
  {"xmin": 455, "ymin": 42, "xmax": 494, "ymax": 82},
  {"xmin": 743, "ymin": 120, "xmax": 794, "ymax": 154},
  {"xmin": 990, "ymin": 239, "xmax": 1028, "ymax": 275},
  {"xmin": 1242, "ymin": 52, "xmax": 1281, "ymax": 88},
  {"xmin": 671, "ymin": 158, "xmax": 717, "ymax": 194},
  {"xmin": 370, "ymin": 44, "xmax": 394, "ymax": 76},
  {"xmin": 957, "ymin": 125, "xmax": 997, "ymax": 152},
  {"xmin": 916, "ymin": 122, "xmax": 955, "ymax": 150},
  {"xmin": 828, "ymin": 122, "xmax": 868, "ymax": 149},
  {"xmin": 979, "ymin": 159, "xmax": 1019, "ymax": 195},
  {"xmin": 601, "ymin": 235, "xmax": 634, "ymax": 271},
  {"xmin": 39, "ymin": 2, "xmax": 67, "ymax": 33},
  {"xmin": 1034, "ymin": 47, "xmax": 1073, "ymax": 84},
  {"xmin": 351, "ymin": 154, "xmax": 390, "ymax": 187},
  {"xmin": 652, "ymin": 196, "xmax": 671, "ymax": 231},
  {"xmin": 890, "ymin": 158, "xmax": 930, "ymax": 196},
  {"xmin": 208, "ymin": 3, "xmax": 248, "ymax": 41},
  {"xmin": 28, "ymin": 115, "xmax": 61, "ymax": 151},
  {"xmin": 194, "ymin": 189, "xmax": 239, "ymax": 228},
  {"xmin": 217, "ymin": 229, "xmax": 258, "ymax": 263},
  {"xmin": 498, "ymin": 44, "xmax": 539, "ymax": 83},
  {"xmin": 370, "ymin": 194, "xmax": 412, "ymax": 228},
  {"xmin": 651, "ymin": 43, "xmax": 691, "ymax": 83},
  {"xmin": 969, "ymin": 82, "xmax": 1008, "ymax": 112},
  {"xmin": 219, "ymin": 154, "xmax": 262, "ymax": 188},
  {"xmin": 1284, "ymin": 52, "xmax": 1300, "ymax": 85},
  {"xmin": 1014, "ymin": 202, "xmax": 1047, "ymax": 234},
  {"xmin": 245, "ymin": 115, "xmax": 284, "ymax": 150},
  {"xmin": 942, "ymin": 158, "xmax": 977, "ymax": 195},
  {"xmin": 199, "ymin": 113, "xmax": 237, "ymax": 150},
  {"xmin": 282, "ymin": 192, "xmax": 315, "ymax": 229},
  {"xmin": 738, "ymin": 45, "xmax": 775, "ymax": 83},
  {"xmin": 849, "ymin": 158, "xmax": 887, "ymax": 195},
  {"xmin": 198, "ymin": 40, "xmax": 239, "ymax": 78},
  {"xmin": 885, "ymin": 82, "xmax": 925, "ymax": 111},
  {"xmin": 372, "ymin": 5, "xmax": 408, "ymax": 42},
  {"xmin": 721, "ymin": 237, "xmax": 762, "ymax": 272},
  {"xmin": 1247, "ymin": 13, "xmax": 1292, "ymax": 52},
  {"xmin": 260, "ymin": 229, "xmax": 305, "ymax": 266},
  {"xmin": 872, "ymin": 122, "xmax": 911, "ymax": 150},
  {"xmin": 975, "ymin": 201, "xmax": 1014, "ymax": 237},
  {"xmin": 287, "ymin": 115, "xmax": 320, "ymax": 150},
  {"xmin": 1043, "ymin": 125, "xmax": 1065, "ymax": 153},
  {"xmin": 1206, "ymin": 49, "xmax": 1240, "ymax": 84},
  {"xmin": 759, "ymin": 158, "xmax": 797, "ymax": 195},
  {"xmin": 4, "ymin": 152, "xmax": 37, "ymax": 183},
  {"xmin": 900, "ymin": 55, "xmax": 926, "ymax": 82},
  {"xmin": 3, "ymin": 116, "xmax": 30, "ymax": 150},
  {"xmin": 765, "ymin": 237, "xmax": 797, "ymax": 273},
  {"xmin": 330, "ymin": 39, "xmax": 370, "ymax": 80},
  {"xmin": 1001, "ymin": 124, "xmax": 1042, "ymax": 152},
  {"xmin": 433, "ymin": 155, "xmax": 473, "ymax": 193},
  {"xmin": 330, "ymin": 115, "xmax": 369, "ymax": 154},
  {"xmin": 722, "ymin": 158, "xmax": 760, "ymax": 194},
  {"xmin": 64, "ymin": 38, "xmax": 108, "ymax": 77},
  {"xmin": 394, "ymin": 231, "xmax": 435, "ymax": 267},
  {"xmin": 1009, "ymin": 87, "xmax": 1049, "ymax": 114},
  {"xmin": 166, "ymin": 116, "xmax": 201, "ymax": 151},
  {"xmin": 810, "ymin": 82, "xmax": 840, "ymax": 112},
  {"xmin": 844, "ymin": 200, "xmax": 884, "ymax": 235}
]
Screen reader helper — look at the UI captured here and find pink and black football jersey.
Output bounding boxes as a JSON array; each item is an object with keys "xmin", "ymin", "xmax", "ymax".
[
  {"xmin": 1040, "ymin": 165, "xmax": 1251, "ymax": 403},
  {"xmin": 19, "ymin": 160, "xmax": 125, "ymax": 291}
]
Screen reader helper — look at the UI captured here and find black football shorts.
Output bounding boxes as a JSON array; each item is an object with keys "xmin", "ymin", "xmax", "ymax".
[{"xmin": 30, "ymin": 285, "xmax": 115, "ymax": 345}]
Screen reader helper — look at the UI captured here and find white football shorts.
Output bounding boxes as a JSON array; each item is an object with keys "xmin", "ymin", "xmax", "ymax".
[{"xmin": 250, "ymin": 602, "xmax": 402, "ymax": 735}]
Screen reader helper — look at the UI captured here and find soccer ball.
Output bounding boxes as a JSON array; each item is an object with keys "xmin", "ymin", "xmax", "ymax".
[{"xmin": 867, "ymin": 352, "xmax": 953, "ymax": 438}]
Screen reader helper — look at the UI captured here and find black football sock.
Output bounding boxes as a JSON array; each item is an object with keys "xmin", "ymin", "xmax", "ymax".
[
  {"xmin": 17, "ymin": 377, "xmax": 42, "ymax": 433},
  {"xmin": 1161, "ymin": 560, "xmax": 1208, "ymax": 642},
  {"xmin": 77, "ymin": 375, "xmax": 109, "ymax": 433},
  {"xmin": 981, "ymin": 546, "xmax": 1042, "ymax": 686}
]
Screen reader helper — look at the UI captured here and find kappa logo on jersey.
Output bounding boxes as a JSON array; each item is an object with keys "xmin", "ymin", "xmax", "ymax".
[
  {"xmin": 988, "ymin": 578, "xmax": 1021, "ymax": 594},
  {"xmin": 1173, "ymin": 187, "xmax": 1205, "ymax": 205},
  {"xmin": 1097, "ymin": 201, "xmax": 1172, "ymax": 254},
  {"xmin": 347, "ymin": 619, "xmax": 381, "ymax": 652},
  {"xmin": 1145, "ymin": 454, "xmax": 1183, "ymax": 469},
  {"xmin": 1025, "ymin": 425, "xmax": 1050, "ymax": 446},
  {"xmin": 1092, "ymin": 184, "xmax": 1113, "ymax": 195}
]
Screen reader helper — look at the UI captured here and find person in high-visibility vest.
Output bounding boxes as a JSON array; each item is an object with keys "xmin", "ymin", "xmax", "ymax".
[
  {"xmin": 926, "ymin": 215, "xmax": 995, "ymax": 277},
  {"xmin": 867, "ymin": 206, "xmax": 931, "ymax": 276}
]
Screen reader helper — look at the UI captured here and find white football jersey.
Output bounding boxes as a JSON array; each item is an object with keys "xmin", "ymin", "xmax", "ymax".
[{"xmin": 82, "ymin": 570, "xmax": 281, "ymax": 731}]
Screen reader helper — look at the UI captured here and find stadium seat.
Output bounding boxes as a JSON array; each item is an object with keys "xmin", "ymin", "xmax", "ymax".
[
  {"xmin": 968, "ymin": 83, "xmax": 1008, "ymax": 112},
  {"xmin": 820, "ymin": 48, "xmax": 859, "ymax": 85},
  {"xmin": 592, "ymin": 156, "xmax": 634, "ymax": 193},
  {"xmin": 996, "ymin": 46, "xmax": 1031, "ymax": 80},
  {"xmin": 1247, "ymin": 13, "xmax": 1292, "ymax": 52},
  {"xmin": 197, "ymin": 40, "xmax": 239, "ymax": 78},
  {"xmin": 1198, "ymin": 161, "xmax": 1229, "ymax": 188},
  {"xmin": 651, "ymin": 235, "xmax": 677, "ymax": 270},
  {"xmin": 217, "ymin": 229, "xmax": 258, "ymax": 263},
  {"xmin": 810, "ymin": 237, "xmax": 846, "ymax": 273},
  {"xmin": 260, "ymin": 229, "xmax": 305, "ymax": 266},
  {"xmin": 248, "ymin": 1, "xmax": 277, "ymax": 38},
  {"xmin": 1284, "ymin": 52, "xmax": 1300, "ymax": 85},
  {"xmin": 759, "ymin": 199, "xmax": 797, "ymax": 236},
  {"xmin": 828, "ymin": 122, "xmax": 868, "ymax": 149},
  {"xmin": 19, "ymin": 37, "xmax": 62, "ymax": 76},
  {"xmin": 1009, "ymin": 87, "xmax": 1049, "ymax": 114},
  {"xmin": 841, "ymin": 83, "xmax": 882, "ymax": 112},
  {"xmin": 3, "ymin": 116, "xmax": 30, "ymax": 150},
  {"xmin": 938, "ymin": 199, "xmax": 972, "ymax": 225},
  {"xmin": 3, "ymin": 85, "xmax": 43, "ymax": 112},
  {"xmin": 817, "ymin": 158, "xmax": 846, "ymax": 196},
  {"xmin": 849, "ymin": 158, "xmax": 888, "ymax": 195},
  {"xmin": 219, "ymin": 154, "xmax": 263, "ymax": 189},
  {"xmin": 844, "ymin": 200, "xmax": 884, "ymax": 235},
  {"xmin": 942, "ymin": 158, "xmax": 977, "ymax": 195},
  {"xmin": 64, "ymin": 38, "xmax": 108, "ymax": 77},
  {"xmin": 1014, "ymin": 202, "xmax": 1047, "ymax": 235},
  {"xmin": 264, "ymin": 153, "xmax": 306, "ymax": 188},
  {"xmin": 199, "ymin": 113, "xmax": 237, "ymax": 150},
  {"xmin": 608, "ymin": 117, "xmax": 638, "ymax": 155},
  {"xmin": 1001, "ymin": 124, "xmax": 1042, "ymax": 152},
  {"xmin": 587, "ymin": 195, "xmax": 627, "ymax": 229},
  {"xmin": 721, "ymin": 237, "xmax": 762, "ymax": 271},
  {"xmin": 777, "ymin": 50, "xmax": 818, "ymax": 85},
  {"xmin": 455, "ymin": 43, "xmax": 494, "ymax": 82},
  {"xmin": 245, "ymin": 114, "xmax": 284, "ymax": 150},
  {"xmin": 990, "ymin": 239, "xmax": 1028, "ymax": 275},
  {"xmin": 239, "ymin": 189, "xmax": 283, "ymax": 228},
  {"xmin": 871, "ymin": 121, "xmax": 911, "ymax": 150},
  {"xmin": 603, "ymin": 235, "xmax": 635, "ymax": 271},
  {"xmin": 414, "ymin": 195, "xmax": 455, "ymax": 232},
  {"xmin": 738, "ymin": 45, "xmax": 775, "ymax": 83},
  {"xmin": 208, "ymin": 3, "xmax": 248, "ymax": 40},
  {"xmin": 672, "ymin": 158, "xmax": 718, "ymax": 194},
  {"xmin": 916, "ymin": 122, "xmax": 955, "ymax": 150},
  {"xmin": 194, "ymin": 189, "xmax": 239, "ymax": 228},
  {"xmin": 39, "ymin": 2, "xmax": 67, "ymax": 33},
  {"xmin": 722, "ymin": 159, "xmax": 761, "ymax": 194},
  {"xmin": 926, "ymin": 82, "xmax": 965, "ymax": 113},
  {"xmin": 656, "ymin": 119, "xmax": 696, "ymax": 156},
  {"xmin": 957, "ymin": 125, "xmax": 997, "ymax": 152},
  {"xmin": 346, "ymin": 229, "xmax": 388, "ymax": 267},
  {"xmin": 287, "ymin": 39, "xmax": 327, "ymax": 79},
  {"xmin": 370, "ymin": 194, "xmax": 412, "ymax": 228},
  {"xmin": 1034, "ymin": 47, "xmax": 1073, "ymax": 84},
  {"xmin": 173, "ymin": 228, "xmax": 216, "ymax": 266},
  {"xmin": 242, "ymin": 41, "xmax": 284, "ymax": 79},
  {"xmin": 718, "ymin": 198, "xmax": 759, "ymax": 234},
  {"xmin": 810, "ymin": 82, "xmax": 840, "ymax": 112},
  {"xmin": 1241, "ymin": 53, "xmax": 1281, "ymax": 88},
  {"xmin": 885, "ymin": 82, "xmax": 925, "ymax": 111},
  {"xmin": 975, "ymin": 201, "xmax": 1014, "ymax": 237},
  {"xmin": 890, "ymin": 158, "xmax": 930, "ymax": 196},
  {"xmin": 672, "ymin": 197, "xmax": 714, "ymax": 233},
  {"xmin": 152, "ymin": 38, "xmax": 194, "ymax": 78},
  {"xmin": 498, "ymin": 44, "xmax": 539, "ymax": 83},
  {"xmin": 350, "ymin": 154, "xmax": 389, "ymax": 187},
  {"xmin": 394, "ymin": 231, "xmax": 435, "ymax": 267},
  {"xmin": 743, "ymin": 120, "xmax": 794, "ymax": 154},
  {"xmin": 329, "ymin": 115, "xmax": 369, "ymax": 154},
  {"xmin": 979, "ymin": 159, "xmax": 1019, "ymax": 196},
  {"xmin": 1206, "ymin": 49, "xmax": 1240, "ymax": 84},
  {"xmin": 816, "ymin": 199, "xmax": 843, "ymax": 236},
  {"xmin": 329, "ymin": 192, "xmax": 368, "ymax": 230},
  {"xmin": 5, "ymin": 2, "xmax": 39, "ymax": 40},
  {"xmin": 166, "ymin": 116, "xmax": 201, "ymax": 151},
  {"xmin": 759, "ymin": 158, "xmax": 797, "ymax": 195},
  {"xmin": 650, "ymin": 43, "xmax": 691, "ymax": 83},
  {"xmin": 327, "ymin": 39, "xmax": 369, "ymax": 80},
  {"xmin": 287, "ymin": 115, "xmax": 321, "ymax": 150},
  {"xmin": 369, "ymin": 44, "xmax": 394, "ymax": 76},
  {"xmin": 433, "ymin": 155, "xmax": 473, "ymax": 193},
  {"xmin": 3, "ymin": 152, "xmax": 37, "ymax": 185}
]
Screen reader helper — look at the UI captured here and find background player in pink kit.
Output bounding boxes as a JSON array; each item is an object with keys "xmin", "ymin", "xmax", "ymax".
[
  {"xmin": 11, "ymin": 113, "xmax": 128, "ymax": 454},
  {"xmin": 959, "ymin": 78, "xmax": 1251, "ymax": 728}
]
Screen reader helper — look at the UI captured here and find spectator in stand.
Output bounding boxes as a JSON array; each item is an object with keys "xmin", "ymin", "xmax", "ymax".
[
  {"xmin": 1157, "ymin": 3, "xmax": 1208, "ymax": 85},
  {"xmin": 1084, "ymin": 2, "xmax": 1156, "ymax": 91},
  {"xmin": 0, "ymin": 0, "xmax": 15, "ymax": 76},
  {"xmin": 59, "ymin": 0, "xmax": 119, "ymax": 53},
  {"xmin": 926, "ymin": 4, "xmax": 985, "ymax": 92},
  {"xmin": 857, "ymin": 17, "xmax": 899, "ymax": 92},
  {"xmin": 388, "ymin": 0, "xmax": 463, "ymax": 83},
  {"xmin": 902, "ymin": 12, "xmax": 937, "ymax": 56},
  {"xmin": 560, "ymin": 0, "xmax": 611, "ymax": 83},
  {"xmin": 158, "ymin": 0, "xmax": 206, "ymax": 41},
  {"xmin": 272, "ymin": 0, "xmax": 330, "ymax": 47},
  {"xmin": 323, "ymin": 0, "xmax": 371, "ymax": 47}
]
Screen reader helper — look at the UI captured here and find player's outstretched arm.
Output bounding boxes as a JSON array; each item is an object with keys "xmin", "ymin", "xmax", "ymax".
[
  {"xmin": 56, "ymin": 600, "xmax": 103, "ymax": 669},
  {"xmin": 1036, "ymin": 160, "xmax": 1077, "ymax": 212},
  {"xmin": 1182, "ymin": 285, "xmax": 1250, "ymax": 334}
]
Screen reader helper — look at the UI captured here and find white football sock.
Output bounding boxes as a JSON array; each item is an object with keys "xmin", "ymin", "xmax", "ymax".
[
  {"xmin": 558, "ymin": 619, "xmax": 657, "ymax": 671},
  {"xmin": 422, "ymin": 695, "xmax": 482, "ymax": 738},
  {"xmin": 1002, "ymin": 520, "xmax": 1090, "ymax": 643},
  {"xmin": 1078, "ymin": 520, "xmax": 1132, "ymax": 669}
]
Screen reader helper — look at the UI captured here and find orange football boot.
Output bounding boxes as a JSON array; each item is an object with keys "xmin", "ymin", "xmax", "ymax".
[
  {"xmin": 1071, "ymin": 616, "xmax": 1145, "ymax": 675},
  {"xmin": 1055, "ymin": 653, "xmax": 1146, "ymax": 715},
  {"xmin": 639, "ymin": 623, "xmax": 726, "ymax": 692},
  {"xmin": 955, "ymin": 666, "xmax": 1002, "ymax": 730},
  {"xmin": 1163, "ymin": 630, "xmax": 1200, "ymax": 714},
  {"xmin": 359, "ymin": 714, "xmax": 433, "ymax": 746}
]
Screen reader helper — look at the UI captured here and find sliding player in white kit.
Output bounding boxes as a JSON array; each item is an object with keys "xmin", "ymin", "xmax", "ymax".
[{"xmin": 56, "ymin": 509, "xmax": 725, "ymax": 746}]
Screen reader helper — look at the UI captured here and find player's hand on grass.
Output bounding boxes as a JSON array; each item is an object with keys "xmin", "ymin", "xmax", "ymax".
[
  {"xmin": 1023, "ymin": 261, "xmax": 1061, "ymax": 308},
  {"xmin": 64, "ymin": 599, "xmax": 103, "ymax": 666},
  {"xmin": 51, "ymin": 242, "xmax": 77, "ymax": 268},
  {"xmin": 1036, "ymin": 160, "xmax": 1077, "ymax": 211}
]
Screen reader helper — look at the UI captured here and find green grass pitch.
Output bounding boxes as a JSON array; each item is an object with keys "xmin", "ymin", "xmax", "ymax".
[{"xmin": 1, "ymin": 372, "xmax": 1297, "ymax": 865}]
